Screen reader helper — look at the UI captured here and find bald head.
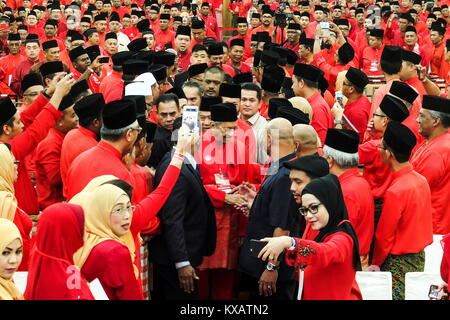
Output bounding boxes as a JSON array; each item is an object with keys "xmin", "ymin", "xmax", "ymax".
[
  {"xmin": 293, "ymin": 124, "xmax": 319, "ymax": 156},
  {"xmin": 266, "ymin": 117, "xmax": 294, "ymax": 142}
]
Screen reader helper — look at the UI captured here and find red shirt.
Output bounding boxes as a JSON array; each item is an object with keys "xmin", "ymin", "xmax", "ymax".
[
  {"xmin": 344, "ymin": 95, "xmax": 371, "ymax": 143},
  {"xmin": 35, "ymin": 128, "xmax": 66, "ymax": 210},
  {"xmin": 177, "ymin": 50, "xmax": 191, "ymax": 73},
  {"xmin": 10, "ymin": 58, "xmax": 41, "ymax": 96},
  {"xmin": 14, "ymin": 208, "xmax": 32, "ymax": 271},
  {"xmin": 360, "ymin": 46, "xmax": 384, "ymax": 76},
  {"xmin": 82, "ymin": 240, "xmax": 143, "ymax": 300},
  {"xmin": 338, "ymin": 168, "xmax": 374, "ymax": 256},
  {"xmin": 65, "ymin": 140, "xmax": 136, "ymax": 201},
  {"xmin": 154, "ymin": 29, "xmax": 175, "ymax": 51},
  {"xmin": 0, "ymin": 53, "xmax": 26, "ymax": 86},
  {"xmin": 358, "ymin": 138, "xmax": 393, "ymax": 200},
  {"xmin": 60, "ymin": 126, "xmax": 98, "ymax": 197},
  {"xmin": 130, "ymin": 163, "xmax": 152, "ymax": 203},
  {"xmin": 307, "ymin": 91, "xmax": 334, "ymax": 146},
  {"xmin": 285, "ymin": 233, "xmax": 361, "ymax": 300},
  {"xmin": 430, "ymin": 41, "xmax": 449, "ymax": 79},
  {"xmin": 372, "ymin": 165, "xmax": 433, "ymax": 266},
  {"xmin": 122, "ymin": 26, "xmax": 139, "ymax": 41},
  {"xmin": 411, "ymin": 132, "xmax": 450, "ymax": 235},
  {"xmin": 72, "ymin": 69, "xmax": 101, "ymax": 93},
  {"xmin": 7, "ymin": 100, "xmax": 62, "ymax": 216},
  {"xmin": 313, "ymin": 52, "xmax": 351, "ymax": 96},
  {"xmin": 99, "ymin": 70, "xmax": 124, "ymax": 103}
]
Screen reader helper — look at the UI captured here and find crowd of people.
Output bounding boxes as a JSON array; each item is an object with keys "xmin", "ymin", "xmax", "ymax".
[{"xmin": 0, "ymin": 0, "xmax": 449, "ymax": 301}]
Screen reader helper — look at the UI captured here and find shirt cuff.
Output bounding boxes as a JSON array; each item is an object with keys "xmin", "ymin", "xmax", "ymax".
[
  {"xmin": 288, "ymin": 237, "xmax": 296, "ymax": 250},
  {"xmin": 175, "ymin": 261, "xmax": 191, "ymax": 269}
]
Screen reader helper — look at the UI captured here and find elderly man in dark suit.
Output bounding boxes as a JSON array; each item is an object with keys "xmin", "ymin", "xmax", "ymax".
[{"xmin": 149, "ymin": 120, "xmax": 216, "ymax": 300}]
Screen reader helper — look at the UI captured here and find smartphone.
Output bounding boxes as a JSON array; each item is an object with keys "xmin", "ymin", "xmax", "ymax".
[
  {"xmin": 320, "ymin": 21, "xmax": 330, "ymax": 38},
  {"xmin": 429, "ymin": 285, "xmax": 442, "ymax": 300},
  {"xmin": 182, "ymin": 106, "xmax": 199, "ymax": 133},
  {"xmin": 249, "ymin": 239, "xmax": 267, "ymax": 258},
  {"xmin": 99, "ymin": 57, "xmax": 109, "ymax": 64},
  {"xmin": 335, "ymin": 90, "xmax": 343, "ymax": 105}
]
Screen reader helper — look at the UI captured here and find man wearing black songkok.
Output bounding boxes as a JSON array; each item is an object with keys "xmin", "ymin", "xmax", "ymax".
[
  {"xmin": 194, "ymin": 102, "xmax": 260, "ymax": 300},
  {"xmin": 323, "ymin": 128, "xmax": 374, "ymax": 268},
  {"xmin": 370, "ymin": 121, "xmax": 433, "ymax": 300},
  {"xmin": 411, "ymin": 95, "xmax": 450, "ymax": 235}
]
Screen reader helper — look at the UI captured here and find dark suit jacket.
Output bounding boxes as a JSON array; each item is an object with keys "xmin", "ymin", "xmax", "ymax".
[
  {"xmin": 149, "ymin": 151, "xmax": 217, "ymax": 267},
  {"xmin": 173, "ymin": 71, "xmax": 189, "ymax": 88}
]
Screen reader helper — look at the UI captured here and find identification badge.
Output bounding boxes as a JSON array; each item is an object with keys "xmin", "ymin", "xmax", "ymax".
[{"xmin": 214, "ymin": 172, "xmax": 232, "ymax": 193}]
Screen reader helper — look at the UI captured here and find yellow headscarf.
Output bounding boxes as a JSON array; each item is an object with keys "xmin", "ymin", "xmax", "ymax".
[
  {"xmin": 73, "ymin": 184, "xmax": 138, "ymax": 278},
  {"xmin": 0, "ymin": 144, "xmax": 17, "ymax": 221},
  {"xmin": 69, "ymin": 175, "xmax": 119, "ymax": 208},
  {"xmin": 0, "ymin": 218, "xmax": 24, "ymax": 300}
]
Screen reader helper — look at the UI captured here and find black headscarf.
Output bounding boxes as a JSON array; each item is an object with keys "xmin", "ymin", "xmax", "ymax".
[{"xmin": 302, "ymin": 174, "xmax": 362, "ymax": 271}]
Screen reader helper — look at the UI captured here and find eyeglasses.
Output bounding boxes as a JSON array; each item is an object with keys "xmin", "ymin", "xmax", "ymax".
[
  {"xmin": 112, "ymin": 205, "xmax": 135, "ymax": 216},
  {"xmin": 130, "ymin": 126, "xmax": 142, "ymax": 133},
  {"xmin": 299, "ymin": 203, "xmax": 322, "ymax": 216},
  {"xmin": 373, "ymin": 113, "xmax": 387, "ymax": 118}
]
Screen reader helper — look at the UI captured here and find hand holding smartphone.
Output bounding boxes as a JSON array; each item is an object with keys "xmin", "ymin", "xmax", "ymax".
[
  {"xmin": 99, "ymin": 56, "xmax": 110, "ymax": 64},
  {"xmin": 182, "ymin": 106, "xmax": 199, "ymax": 133},
  {"xmin": 250, "ymin": 239, "xmax": 267, "ymax": 258},
  {"xmin": 320, "ymin": 21, "xmax": 330, "ymax": 38}
]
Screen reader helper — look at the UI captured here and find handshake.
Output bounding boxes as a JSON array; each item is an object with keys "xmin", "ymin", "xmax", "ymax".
[{"xmin": 224, "ymin": 182, "xmax": 257, "ymax": 217}]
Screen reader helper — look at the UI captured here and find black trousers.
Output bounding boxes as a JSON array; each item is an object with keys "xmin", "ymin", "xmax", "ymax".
[
  {"xmin": 151, "ymin": 263, "xmax": 198, "ymax": 300},
  {"xmin": 241, "ymin": 272, "xmax": 298, "ymax": 301},
  {"xmin": 369, "ymin": 198, "xmax": 385, "ymax": 264}
]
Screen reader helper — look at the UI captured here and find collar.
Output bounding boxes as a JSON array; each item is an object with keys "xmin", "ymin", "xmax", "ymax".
[
  {"xmin": 98, "ymin": 140, "xmax": 123, "ymax": 160},
  {"xmin": 338, "ymin": 167, "xmax": 360, "ymax": 182},
  {"xmin": 268, "ymin": 152, "xmax": 296, "ymax": 171},
  {"xmin": 392, "ymin": 164, "xmax": 413, "ymax": 180},
  {"xmin": 307, "ymin": 91, "xmax": 321, "ymax": 103},
  {"xmin": 245, "ymin": 112, "xmax": 261, "ymax": 126},
  {"xmin": 78, "ymin": 126, "xmax": 98, "ymax": 140}
]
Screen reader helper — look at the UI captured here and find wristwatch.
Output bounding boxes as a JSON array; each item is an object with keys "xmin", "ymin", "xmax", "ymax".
[
  {"xmin": 266, "ymin": 262, "xmax": 280, "ymax": 271},
  {"xmin": 334, "ymin": 119, "xmax": 344, "ymax": 125}
]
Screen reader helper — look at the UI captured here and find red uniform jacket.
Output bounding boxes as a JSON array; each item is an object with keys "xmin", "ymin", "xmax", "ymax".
[
  {"xmin": 99, "ymin": 70, "xmax": 124, "ymax": 103},
  {"xmin": 195, "ymin": 137, "xmax": 258, "ymax": 270},
  {"xmin": 14, "ymin": 207, "xmax": 32, "ymax": 271},
  {"xmin": 338, "ymin": 168, "xmax": 374, "ymax": 256},
  {"xmin": 411, "ymin": 132, "xmax": 450, "ymax": 235},
  {"xmin": 0, "ymin": 53, "xmax": 26, "ymax": 86},
  {"xmin": 344, "ymin": 95, "xmax": 371, "ymax": 143},
  {"xmin": 285, "ymin": 233, "xmax": 361, "ymax": 300},
  {"xmin": 10, "ymin": 58, "xmax": 42, "ymax": 96},
  {"xmin": 176, "ymin": 50, "xmax": 191, "ymax": 73},
  {"xmin": 60, "ymin": 126, "xmax": 98, "ymax": 197},
  {"xmin": 360, "ymin": 46, "xmax": 384, "ymax": 76},
  {"xmin": 430, "ymin": 41, "xmax": 449, "ymax": 79},
  {"xmin": 65, "ymin": 140, "xmax": 136, "ymax": 201},
  {"xmin": 35, "ymin": 128, "xmax": 66, "ymax": 210},
  {"xmin": 358, "ymin": 138, "xmax": 393, "ymax": 200},
  {"xmin": 130, "ymin": 162, "xmax": 153, "ymax": 203},
  {"xmin": 154, "ymin": 30, "xmax": 175, "ymax": 51},
  {"xmin": 307, "ymin": 91, "xmax": 334, "ymax": 146},
  {"xmin": 82, "ymin": 240, "xmax": 143, "ymax": 300},
  {"xmin": 372, "ymin": 165, "xmax": 433, "ymax": 266},
  {"xmin": 8, "ymin": 98, "xmax": 62, "ymax": 215},
  {"xmin": 72, "ymin": 69, "xmax": 101, "ymax": 93}
]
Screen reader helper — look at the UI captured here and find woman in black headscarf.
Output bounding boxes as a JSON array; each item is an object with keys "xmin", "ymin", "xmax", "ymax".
[{"xmin": 258, "ymin": 174, "xmax": 362, "ymax": 300}]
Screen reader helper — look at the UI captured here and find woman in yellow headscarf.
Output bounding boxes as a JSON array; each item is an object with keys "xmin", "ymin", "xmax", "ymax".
[
  {"xmin": 0, "ymin": 144, "xmax": 32, "ymax": 271},
  {"xmin": 73, "ymin": 182, "xmax": 142, "ymax": 300},
  {"xmin": 0, "ymin": 218, "xmax": 24, "ymax": 300}
]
